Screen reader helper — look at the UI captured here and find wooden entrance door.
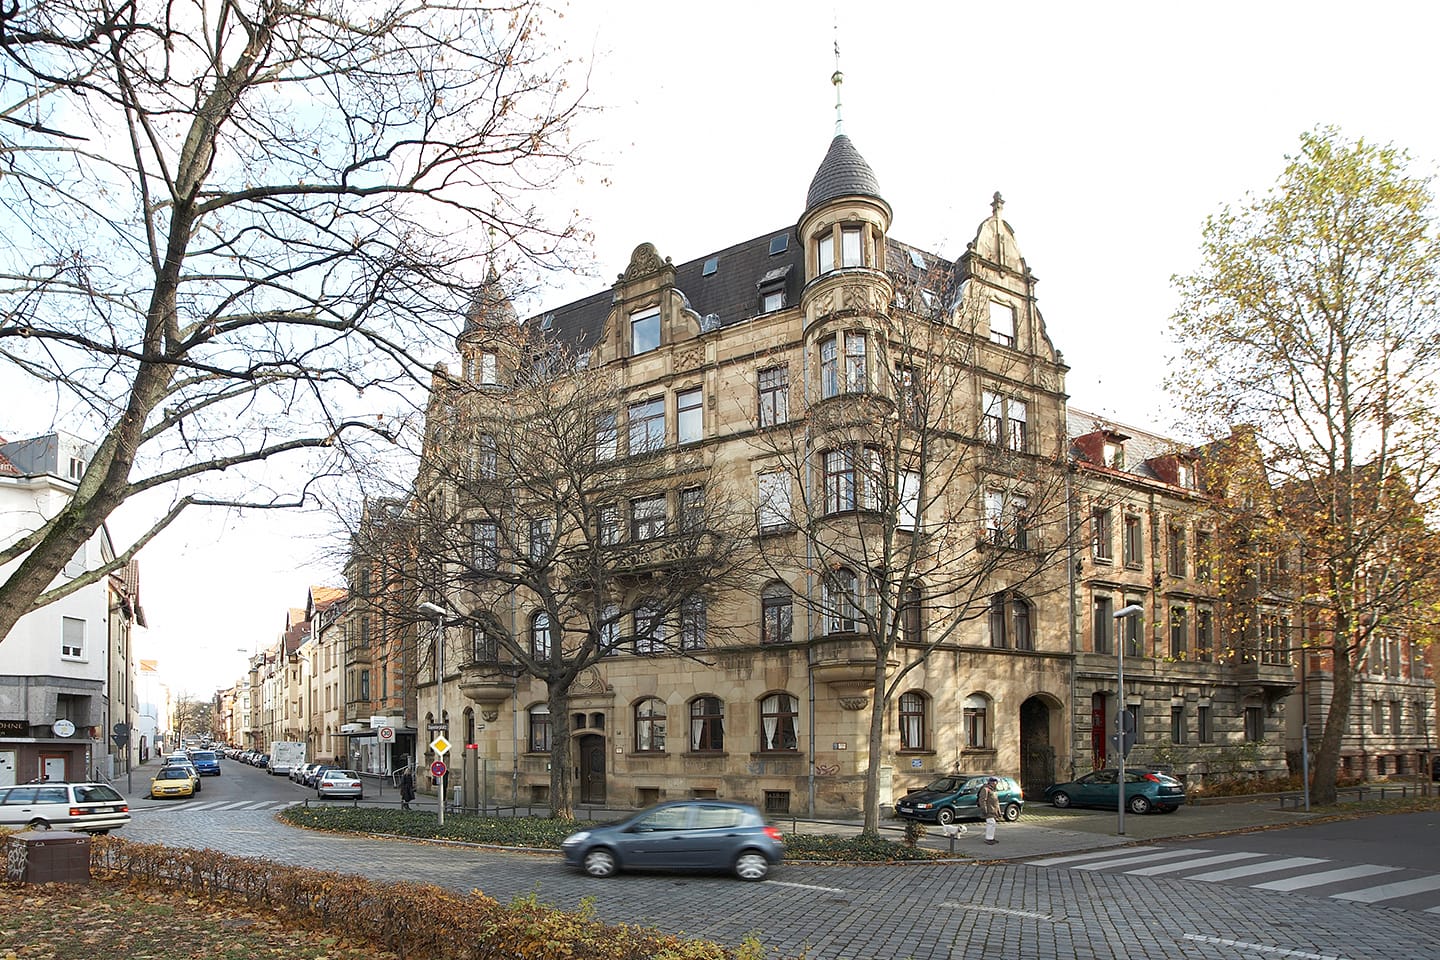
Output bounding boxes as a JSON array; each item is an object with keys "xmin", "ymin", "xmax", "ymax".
[{"xmin": 578, "ymin": 735, "xmax": 606, "ymax": 804}]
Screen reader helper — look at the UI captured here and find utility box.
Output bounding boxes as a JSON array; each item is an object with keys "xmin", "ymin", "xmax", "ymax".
[{"xmin": 4, "ymin": 831, "xmax": 92, "ymax": 885}]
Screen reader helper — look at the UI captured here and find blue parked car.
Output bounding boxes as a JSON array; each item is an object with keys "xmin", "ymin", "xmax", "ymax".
[
  {"xmin": 189, "ymin": 750, "xmax": 221, "ymax": 776},
  {"xmin": 561, "ymin": 800, "xmax": 784, "ymax": 881}
]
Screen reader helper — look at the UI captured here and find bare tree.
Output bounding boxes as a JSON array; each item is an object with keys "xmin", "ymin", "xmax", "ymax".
[
  {"xmin": 749, "ymin": 261, "xmax": 1074, "ymax": 833},
  {"xmin": 394, "ymin": 326, "xmax": 754, "ymax": 818},
  {"xmin": 0, "ymin": 0, "xmax": 588, "ymax": 642}
]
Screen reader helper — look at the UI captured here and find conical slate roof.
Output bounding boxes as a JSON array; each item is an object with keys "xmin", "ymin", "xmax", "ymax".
[
  {"xmin": 462, "ymin": 268, "xmax": 518, "ymax": 334},
  {"xmin": 806, "ymin": 134, "xmax": 884, "ymax": 210}
]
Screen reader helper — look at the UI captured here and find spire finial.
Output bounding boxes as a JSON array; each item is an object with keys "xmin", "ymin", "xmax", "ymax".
[
  {"xmin": 831, "ymin": 24, "xmax": 844, "ymax": 136},
  {"xmin": 991, "ymin": 191, "xmax": 1005, "ymax": 217}
]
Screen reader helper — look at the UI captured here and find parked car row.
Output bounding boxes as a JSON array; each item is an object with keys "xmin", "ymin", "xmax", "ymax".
[{"xmin": 892, "ymin": 768, "xmax": 1188, "ymax": 825}]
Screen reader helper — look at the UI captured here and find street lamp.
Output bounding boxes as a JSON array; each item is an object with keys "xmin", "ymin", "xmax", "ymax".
[
  {"xmin": 1113, "ymin": 603, "xmax": 1144, "ymax": 836},
  {"xmin": 417, "ymin": 601, "xmax": 448, "ymax": 826}
]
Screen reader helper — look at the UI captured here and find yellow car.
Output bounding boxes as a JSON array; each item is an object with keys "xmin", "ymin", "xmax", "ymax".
[{"xmin": 150, "ymin": 766, "xmax": 197, "ymax": 799}]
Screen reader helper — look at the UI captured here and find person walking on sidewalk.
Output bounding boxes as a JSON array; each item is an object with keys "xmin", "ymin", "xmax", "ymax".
[
  {"xmin": 399, "ymin": 769, "xmax": 416, "ymax": 811},
  {"xmin": 977, "ymin": 777, "xmax": 1002, "ymax": 845}
]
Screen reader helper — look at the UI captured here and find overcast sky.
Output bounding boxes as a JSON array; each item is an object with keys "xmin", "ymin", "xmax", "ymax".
[{"xmin": 8, "ymin": 0, "xmax": 1440, "ymax": 696}]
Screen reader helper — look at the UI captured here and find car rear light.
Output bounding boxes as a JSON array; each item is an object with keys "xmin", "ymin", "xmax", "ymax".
[
  {"xmin": 1143, "ymin": 774, "xmax": 1161, "ymax": 782},
  {"xmin": 120, "ymin": 805, "xmax": 129, "ymax": 812},
  {"xmin": 69, "ymin": 807, "xmax": 83, "ymax": 816},
  {"xmin": 764, "ymin": 826, "xmax": 782, "ymax": 841}
]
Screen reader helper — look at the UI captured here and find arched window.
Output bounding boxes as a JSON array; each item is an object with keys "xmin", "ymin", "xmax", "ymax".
[
  {"xmin": 988, "ymin": 592, "xmax": 1033, "ymax": 651},
  {"xmin": 964, "ymin": 694, "xmax": 990, "ymax": 749},
  {"xmin": 464, "ymin": 707, "xmax": 475, "ymax": 744},
  {"xmin": 823, "ymin": 568, "xmax": 860, "ymax": 634},
  {"xmin": 761, "ymin": 582, "xmax": 793, "ymax": 645},
  {"xmin": 530, "ymin": 611, "xmax": 553, "ymax": 659},
  {"xmin": 759, "ymin": 693, "xmax": 799, "ymax": 752},
  {"xmin": 635, "ymin": 698, "xmax": 667, "ymax": 752},
  {"xmin": 528, "ymin": 704, "xmax": 551, "ymax": 752},
  {"xmin": 898, "ymin": 691, "xmax": 927, "ymax": 750},
  {"xmin": 900, "ymin": 584, "xmax": 923, "ymax": 644},
  {"xmin": 689, "ymin": 696, "xmax": 725, "ymax": 752}
]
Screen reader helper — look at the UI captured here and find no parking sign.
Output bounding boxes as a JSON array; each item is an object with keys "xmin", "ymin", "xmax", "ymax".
[{"xmin": 430, "ymin": 759, "xmax": 447, "ymax": 778}]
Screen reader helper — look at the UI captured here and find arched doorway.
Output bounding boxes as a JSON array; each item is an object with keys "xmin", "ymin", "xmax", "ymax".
[
  {"xmin": 578, "ymin": 734, "xmax": 606, "ymax": 805},
  {"xmin": 1019, "ymin": 696, "xmax": 1056, "ymax": 798}
]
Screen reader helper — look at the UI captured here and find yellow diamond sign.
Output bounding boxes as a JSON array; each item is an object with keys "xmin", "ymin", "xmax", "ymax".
[{"xmin": 429, "ymin": 735, "xmax": 451, "ymax": 756}]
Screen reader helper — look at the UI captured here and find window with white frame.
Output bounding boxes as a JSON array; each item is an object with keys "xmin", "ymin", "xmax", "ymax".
[
  {"xmin": 677, "ymin": 387, "xmax": 703, "ymax": 443},
  {"xmin": 757, "ymin": 365, "xmax": 789, "ymax": 426},
  {"xmin": 1091, "ymin": 507, "xmax": 1114, "ymax": 560},
  {"xmin": 964, "ymin": 694, "xmax": 989, "ymax": 748},
  {"xmin": 898, "ymin": 471, "xmax": 920, "ymax": 529},
  {"xmin": 530, "ymin": 612, "xmax": 553, "ymax": 660},
  {"xmin": 988, "ymin": 301, "xmax": 1015, "ymax": 347},
  {"xmin": 816, "ymin": 230, "xmax": 835, "ymax": 274},
  {"xmin": 599, "ymin": 603, "xmax": 620, "ymax": 656},
  {"xmin": 61, "ymin": 616, "xmax": 85, "ymax": 659},
  {"xmin": 630, "ymin": 309, "xmax": 660, "ymax": 355},
  {"xmin": 679, "ymin": 487, "xmax": 704, "ymax": 533},
  {"xmin": 758, "ymin": 472, "xmax": 792, "ymax": 531},
  {"xmin": 759, "ymin": 693, "xmax": 799, "ymax": 751},
  {"xmin": 475, "ymin": 350, "xmax": 498, "ymax": 385},
  {"xmin": 528, "ymin": 517, "xmax": 551, "ymax": 563},
  {"xmin": 476, "ymin": 434, "xmax": 498, "ymax": 479},
  {"xmin": 841, "ymin": 226, "xmax": 863, "ymax": 267},
  {"xmin": 984, "ymin": 489, "xmax": 1029, "ymax": 548},
  {"xmin": 898, "ymin": 691, "xmax": 927, "ymax": 750},
  {"xmin": 628, "ymin": 398, "xmax": 665, "ymax": 454},
  {"xmin": 598, "ymin": 504, "xmax": 622, "ymax": 546},
  {"xmin": 820, "ymin": 332, "xmax": 868, "ymax": 398},
  {"xmin": 823, "ymin": 445, "xmax": 881, "ymax": 514},
  {"xmin": 980, "ymin": 391, "xmax": 1027, "ymax": 452}
]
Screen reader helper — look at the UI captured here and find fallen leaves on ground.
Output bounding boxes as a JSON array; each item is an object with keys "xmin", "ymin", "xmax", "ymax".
[{"xmin": 0, "ymin": 881, "xmax": 402, "ymax": 959}]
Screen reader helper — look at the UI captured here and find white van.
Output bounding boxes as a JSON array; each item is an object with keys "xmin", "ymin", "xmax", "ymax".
[{"xmin": 0, "ymin": 781, "xmax": 131, "ymax": 833}]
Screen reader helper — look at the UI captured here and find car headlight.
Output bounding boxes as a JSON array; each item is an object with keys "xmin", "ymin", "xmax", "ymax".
[
  {"xmin": 915, "ymin": 803, "xmax": 932, "ymax": 809},
  {"xmin": 562, "ymin": 831, "xmax": 590, "ymax": 846}
]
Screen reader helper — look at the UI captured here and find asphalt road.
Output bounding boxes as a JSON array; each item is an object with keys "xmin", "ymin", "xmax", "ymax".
[{"xmin": 119, "ymin": 759, "xmax": 1440, "ymax": 960}]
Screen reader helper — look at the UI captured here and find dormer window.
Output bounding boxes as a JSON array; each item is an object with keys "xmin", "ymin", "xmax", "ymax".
[
  {"xmin": 630, "ymin": 308, "xmax": 660, "ymax": 355},
  {"xmin": 989, "ymin": 302, "xmax": 1015, "ymax": 348},
  {"xmin": 1176, "ymin": 463, "xmax": 1194, "ymax": 489},
  {"xmin": 757, "ymin": 266, "xmax": 789, "ymax": 315},
  {"xmin": 768, "ymin": 234, "xmax": 788, "ymax": 255},
  {"xmin": 1104, "ymin": 441, "xmax": 1125, "ymax": 469}
]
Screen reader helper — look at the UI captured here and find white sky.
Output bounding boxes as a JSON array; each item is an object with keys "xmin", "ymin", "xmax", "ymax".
[{"xmin": 7, "ymin": 0, "xmax": 1440, "ymax": 696}]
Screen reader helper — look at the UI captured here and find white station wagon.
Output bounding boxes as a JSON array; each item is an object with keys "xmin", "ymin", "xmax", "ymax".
[{"xmin": 0, "ymin": 781, "xmax": 131, "ymax": 833}]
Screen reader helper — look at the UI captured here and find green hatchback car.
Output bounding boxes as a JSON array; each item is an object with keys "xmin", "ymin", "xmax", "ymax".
[{"xmin": 894, "ymin": 774, "xmax": 1024, "ymax": 825}]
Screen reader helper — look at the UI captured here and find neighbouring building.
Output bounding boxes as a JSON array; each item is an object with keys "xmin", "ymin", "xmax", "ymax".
[{"xmin": 0, "ymin": 431, "xmax": 142, "ymax": 784}]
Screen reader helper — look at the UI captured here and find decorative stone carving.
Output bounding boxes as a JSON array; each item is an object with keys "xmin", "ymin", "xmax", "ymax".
[
  {"xmin": 838, "ymin": 696, "xmax": 870, "ymax": 711},
  {"xmin": 480, "ymin": 709, "xmax": 499, "ymax": 723},
  {"xmin": 572, "ymin": 665, "xmax": 606, "ymax": 693},
  {"xmin": 676, "ymin": 345, "xmax": 703, "ymax": 370},
  {"xmin": 619, "ymin": 242, "xmax": 670, "ymax": 283}
]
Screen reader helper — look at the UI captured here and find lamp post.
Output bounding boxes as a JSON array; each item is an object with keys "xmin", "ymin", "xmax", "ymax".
[
  {"xmin": 1113, "ymin": 603, "xmax": 1144, "ymax": 836},
  {"xmin": 418, "ymin": 601, "xmax": 448, "ymax": 826}
]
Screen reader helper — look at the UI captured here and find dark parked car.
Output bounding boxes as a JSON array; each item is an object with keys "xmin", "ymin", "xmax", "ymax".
[
  {"xmin": 561, "ymin": 800, "xmax": 784, "ymax": 881},
  {"xmin": 189, "ymin": 750, "xmax": 221, "ymax": 776},
  {"xmin": 895, "ymin": 774, "xmax": 1024, "ymax": 825},
  {"xmin": 1044, "ymin": 769, "xmax": 1186, "ymax": 814}
]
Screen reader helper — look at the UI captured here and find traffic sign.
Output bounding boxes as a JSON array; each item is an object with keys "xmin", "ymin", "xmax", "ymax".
[
  {"xmin": 430, "ymin": 760, "xmax": 447, "ymax": 778},
  {"xmin": 1109, "ymin": 730, "xmax": 1136, "ymax": 756},
  {"xmin": 378, "ymin": 726, "xmax": 395, "ymax": 742},
  {"xmin": 429, "ymin": 735, "xmax": 451, "ymax": 755}
]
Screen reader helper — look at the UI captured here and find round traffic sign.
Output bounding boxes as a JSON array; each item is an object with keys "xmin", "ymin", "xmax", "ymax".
[
  {"xmin": 430, "ymin": 760, "xmax": 447, "ymax": 778},
  {"xmin": 378, "ymin": 726, "xmax": 395, "ymax": 742}
]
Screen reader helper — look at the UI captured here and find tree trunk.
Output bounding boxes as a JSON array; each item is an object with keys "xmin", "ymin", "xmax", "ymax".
[
  {"xmin": 548, "ymin": 682, "xmax": 573, "ymax": 818},
  {"xmin": 861, "ymin": 657, "xmax": 888, "ymax": 834},
  {"xmin": 1311, "ymin": 624, "xmax": 1354, "ymax": 805}
]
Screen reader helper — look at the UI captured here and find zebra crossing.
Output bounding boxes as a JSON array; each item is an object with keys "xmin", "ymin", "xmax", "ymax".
[
  {"xmin": 1030, "ymin": 845, "xmax": 1440, "ymax": 913},
  {"xmin": 138, "ymin": 799, "xmax": 299, "ymax": 813}
]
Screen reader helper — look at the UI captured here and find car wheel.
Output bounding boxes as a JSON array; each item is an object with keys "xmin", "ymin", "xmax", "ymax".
[
  {"xmin": 1128, "ymin": 795, "xmax": 1152, "ymax": 815},
  {"xmin": 1050, "ymin": 791, "xmax": 1072, "ymax": 808},
  {"xmin": 734, "ymin": 851, "xmax": 771, "ymax": 881},
  {"xmin": 1003, "ymin": 802, "xmax": 1022, "ymax": 822},
  {"xmin": 93, "ymin": 829, "xmax": 110, "ymax": 835},
  {"xmin": 582, "ymin": 848, "xmax": 618, "ymax": 878},
  {"xmin": 936, "ymin": 807, "xmax": 956, "ymax": 826},
  {"xmin": 27, "ymin": 819, "xmax": 50, "ymax": 831}
]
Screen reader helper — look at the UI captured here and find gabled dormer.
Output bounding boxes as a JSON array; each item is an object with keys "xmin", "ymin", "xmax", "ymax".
[{"xmin": 1073, "ymin": 428, "xmax": 1131, "ymax": 471}]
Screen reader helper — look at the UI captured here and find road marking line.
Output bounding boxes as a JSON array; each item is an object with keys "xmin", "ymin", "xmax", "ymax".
[
  {"xmin": 1182, "ymin": 933, "xmax": 1352, "ymax": 960},
  {"xmin": 213, "ymin": 801, "xmax": 254, "ymax": 811},
  {"xmin": 1030, "ymin": 846, "xmax": 1162, "ymax": 866},
  {"xmin": 1069, "ymin": 847, "xmax": 1212, "ymax": 871},
  {"xmin": 1124, "ymin": 852, "xmax": 1266, "ymax": 876},
  {"xmin": 1252, "ymin": 864, "xmax": 1397, "ymax": 891},
  {"xmin": 1189, "ymin": 856, "xmax": 1328, "ymax": 882},
  {"xmin": 1330, "ymin": 873, "xmax": 1440, "ymax": 903},
  {"xmin": 767, "ymin": 880, "xmax": 848, "ymax": 893},
  {"xmin": 940, "ymin": 902, "xmax": 1054, "ymax": 921}
]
